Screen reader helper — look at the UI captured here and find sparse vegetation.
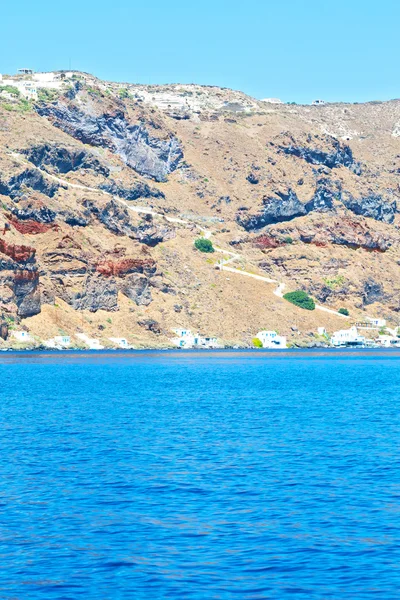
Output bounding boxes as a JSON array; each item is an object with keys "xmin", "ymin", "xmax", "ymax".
[
  {"xmin": 283, "ymin": 290, "xmax": 315, "ymax": 311},
  {"xmin": 324, "ymin": 275, "xmax": 345, "ymax": 289},
  {"xmin": 0, "ymin": 85, "xmax": 20, "ymax": 97},
  {"xmin": 1, "ymin": 99, "xmax": 31, "ymax": 113},
  {"xmin": 253, "ymin": 337, "xmax": 263, "ymax": 348},
  {"xmin": 118, "ymin": 88, "xmax": 130, "ymax": 99},
  {"xmin": 338, "ymin": 308, "xmax": 349, "ymax": 316},
  {"xmin": 194, "ymin": 238, "xmax": 214, "ymax": 253},
  {"xmin": 284, "ymin": 236, "xmax": 293, "ymax": 244},
  {"xmin": 86, "ymin": 86, "xmax": 101, "ymax": 97},
  {"xmin": 37, "ymin": 88, "xmax": 59, "ymax": 102}
]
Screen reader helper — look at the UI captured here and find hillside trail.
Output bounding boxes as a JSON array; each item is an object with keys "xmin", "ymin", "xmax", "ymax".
[{"xmin": 9, "ymin": 152, "xmax": 350, "ymax": 321}]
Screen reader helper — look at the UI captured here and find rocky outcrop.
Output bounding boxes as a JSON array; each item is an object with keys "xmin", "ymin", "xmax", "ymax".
[
  {"xmin": 363, "ymin": 279, "xmax": 385, "ymax": 305},
  {"xmin": 246, "ymin": 173, "xmax": 259, "ymax": 184},
  {"xmin": 37, "ymin": 101, "xmax": 183, "ymax": 182},
  {"xmin": 253, "ymin": 234, "xmax": 283, "ymax": 249},
  {"xmin": 10, "ymin": 202, "xmax": 57, "ymax": 223},
  {"xmin": 341, "ymin": 191, "xmax": 396, "ymax": 224},
  {"xmin": 277, "ymin": 134, "xmax": 362, "ymax": 174},
  {"xmin": 23, "ymin": 144, "xmax": 110, "ymax": 177},
  {"xmin": 96, "ymin": 257, "xmax": 156, "ymax": 277},
  {"xmin": 237, "ymin": 179, "xmax": 396, "ymax": 231},
  {"xmin": 8, "ymin": 216, "xmax": 57, "ymax": 235},
  {"xmin": 14, "ymin": 269, "xmax": 41, "ymax": 317},
  {"xmin": 100, "ymin": 180, "xmax": 164, "ymax": 201},
  {"xmin": 237, "ymin": 189, "xmax": 307, "ymax": 230},
  {"xmin": 305, "ymin": 178, "xmax": 339, "ymax": 212},
  {"xmin": 8, "ymin": 201, "xmax": 58, "ymax": 234},
  {"xmin": 71, "ymin": 273, "xmax": 118, "ymax": 312},
  {"xmin": 0, "ymin": 169, "xmax": 60, "ymax": 199},
  {"xmin": 0, "ymin": 239, "xmax": 36, "ymax": 263},
  {"xmin": 0, "ymin": 239, "xmax": 41, "ymax": 317},
  {"xmin": 121, "ymin": 274, "xmax": 152, "ymax": 306},
  {"xmin": 83, "ymin": 199, "xmax": 174, "ymax": 246},
  {"xmin": 278, "ymin": 216, "xmax": 392, "ymax": 252},
  {"xmin": 137, "ymin": 319, "xmax": 161, "ymax": 334}
]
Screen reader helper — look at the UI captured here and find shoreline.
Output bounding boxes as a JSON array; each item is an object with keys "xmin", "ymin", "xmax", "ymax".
[{"xmin": 1, "ymin": 346, "xmax": 400, "ymax": 355}]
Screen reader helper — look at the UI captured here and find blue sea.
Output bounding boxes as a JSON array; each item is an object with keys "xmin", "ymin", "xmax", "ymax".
[{"xmin": 1, "ymin": 349, "xmax": 400, "ymax": 599}]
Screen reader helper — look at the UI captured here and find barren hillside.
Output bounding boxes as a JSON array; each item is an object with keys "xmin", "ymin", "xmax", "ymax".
[{"xmin": 0, "ymin": 71, "xmax": 399, "ymax": 347}]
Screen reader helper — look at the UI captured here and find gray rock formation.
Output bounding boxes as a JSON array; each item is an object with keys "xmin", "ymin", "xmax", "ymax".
[
  {"xmin": 121, "ymin": 274, "xmax": 152, "ymax": 306},
  {"xmin": 72, "ymin": 273, "xmax": 118, "ymax": 312},
  {"xmin": 237, "ymin": 189, "xmax": 307, "ymax": 230},
  {"xmin": 0, "ymin": 169, "xmax": 60, "ymax": 199},
  {"xmin": 37, "ymin": 102, "xmax": 183, "ymax": 182},
  {"xmin": 100, "ymin": 180, "xmax": 164, "ymax": 201},
  {"xmin": 237, "ymin": 179, "xmax": 396, "ymax": 230},
  {"xmin": 278, "ymin": 134, "xmax": 361, "ymax": 174},
  {"xmin": 23, "ymin": 144, "xmax": 110, "ymax": 177},
  {"xmin": 83, "ymin": 199, "xmax": 174, "ymax": 246},
  {"xmin": 342, "ymin": 192, "xmax": 396, "ymax": 224},
  {"xmin": 14, "ymin": 269, "xmax": 41, "ymax": 318}
]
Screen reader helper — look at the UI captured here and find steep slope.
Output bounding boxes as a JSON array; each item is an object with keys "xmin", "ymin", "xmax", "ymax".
[{"xmin": 0, "ymin": 71, "xmax": 399, "ymax": 347}]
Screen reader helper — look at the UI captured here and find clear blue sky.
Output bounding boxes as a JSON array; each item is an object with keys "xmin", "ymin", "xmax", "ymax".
[{"xmin": 1, "ymin": 0, "xmax": 398, "ymax": 103}]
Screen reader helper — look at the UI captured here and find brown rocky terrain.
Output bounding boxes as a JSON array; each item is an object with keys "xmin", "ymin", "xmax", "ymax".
[{"xmin": 0, "ymin": 71, "xmax": 399, "ymax": 348}]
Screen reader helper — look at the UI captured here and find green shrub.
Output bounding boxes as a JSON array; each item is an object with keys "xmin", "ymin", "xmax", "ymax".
[
  {"xmin": 283, "ymin": 290, "xmax": 315, "ymax": 311},
  {"xmin": 1, "ymin": 99, "xmax": 31, "ymax": 113},
  {"xmin": 324, "ymin": 275, "xmax": 345, "ymax": 289},
  {"xmin": 284, "ymin": 236, "xmax": 293, "ymax": 244},
  {"xmin": 37, "ymin": 88, "xmax": 59, "ymax": 102},
  {"xmin": 118, "ymin": 88, "xmax": 130, "ymax": 99},
  {"xmin": 0, "ymin": 85, "xmax": 20, "ymax": 97},
  {"xmin": 253, "ymin": 337, "xmax": 263, "ymax": 348},
  {"xmin": 194, "ymin": 238, "xmax": 214, "ymax": 253},
  {"xmin": 338, "ymin": 308, "xmax": 349, "ymax": 316}
]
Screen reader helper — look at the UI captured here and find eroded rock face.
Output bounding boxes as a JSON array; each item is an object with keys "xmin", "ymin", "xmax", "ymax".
[
  {"xmin": 71, "ymin": 273, "xmax": 118, "ymax": 312},
  {"xmin": 100, "ymin": 180, "xmax": 164, "ymax": 201},
  {"xmin": 0, "ymin": 239, "xmax": 36, "ymax": 263},
  {"xmin": 37, "ymin": 102, "xmax": 183, "ymax": 182},
  {"xmin": 363, "ymin": 279, "xmax": 385, "ymax": 305},
  {"xmin": 277, "ymin": 133, "xmax": 361, "ymax": 174},
  {"xmin": 83, "ymin": 199, "xmax": 174, "ymax": 246},
  {"xmin": 272, "ymin": 216, "xmax": 392, "ymax": 252},
  {"xmin": 14, "ymin": 269, "xmax": 41, "ymax": 317},
  {"xmin": 23, "ymin": 144, "xmax": 110, "ymax": 177},
  {"xmin": 121, "ymin": 274, "xmax": 152, "ymax": 306},
  {"xmin": 237, "ymin": 189, "xmax": 307, "ymax": 230},
  {"xmin": 0, "ymin": 169, "xmax": 59, "ymax": 199},
  {"xmin": 305, "ymin": 179, "xmax": 339, "ymax": 212},
  {"xmin": 96, "ymin": 257, "xmax": 156, "ymax": 277},
  {"xmin": 341, "ymin": 192, "xmax": 396, "ymax": 224},
  {"xmin": 237, "ymin": 179, "xmax": 397, "ymax": 230},
  {"xmin": 0, "ymin": 240, "xmax": 41, "ymax": 317},
  {"xmin": 137, "ymin": 319, "xmax": 161, "ymax": 334},
  {"xmin": 10, "ymin": 202, "xmax": 57, "ymax": 223}
]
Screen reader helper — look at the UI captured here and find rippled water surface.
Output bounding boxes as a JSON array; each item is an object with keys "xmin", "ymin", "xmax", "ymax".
[{"xmin": 1, "ymin": 349, "xmax": 400, "ymax": 598}]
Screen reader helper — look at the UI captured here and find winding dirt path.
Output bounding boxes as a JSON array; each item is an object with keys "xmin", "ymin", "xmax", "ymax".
[{"xmin": 9, "ymin": 152, "xmax": 350, "ymax": 320}]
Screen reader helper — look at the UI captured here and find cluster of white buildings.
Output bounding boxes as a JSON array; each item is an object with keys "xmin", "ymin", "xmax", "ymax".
[
  {"xmin": 327, "ymin": 318, "xmax": 400, "ymax": 348},
  {"xmin": 0, "ymin": 70, "xmax": 82, "ymax": 101},
  {"xmin": 255, "ymin": 330, "xmax": 287, "ymax": 349},
  {"xmin": 171, "ymin": 329, "xmax": 219, "ymax": 349}
]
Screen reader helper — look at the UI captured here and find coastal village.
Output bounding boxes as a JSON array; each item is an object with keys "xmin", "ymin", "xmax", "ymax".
[{"xmin": 5, "ymin": 317, "xmax": 400, "ymax": 350}]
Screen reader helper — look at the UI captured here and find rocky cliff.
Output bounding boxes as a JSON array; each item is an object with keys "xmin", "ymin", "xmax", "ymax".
[{"xmin": 0, "ymin": 71, "xmax": 399, "ymax": 347}]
